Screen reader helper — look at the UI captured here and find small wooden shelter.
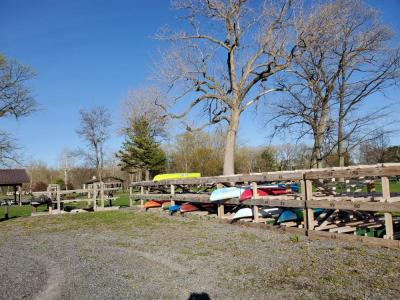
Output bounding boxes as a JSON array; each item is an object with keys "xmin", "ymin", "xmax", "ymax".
[
  {"xmin": 83, "ymin": 176, "xmax": 124, "ymax": 190},
  {"xmin": 0, "ymin": 169, "xmax": 30, "ymax": 206}
]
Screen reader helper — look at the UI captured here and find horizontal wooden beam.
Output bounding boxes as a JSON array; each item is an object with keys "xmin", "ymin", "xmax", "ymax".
[
  {"xmin": 308, "ymin": 230, "xmax": 400, "ymax": 249},
  {"xmin": 307, "ymin": 199, "xmax": 400, "ymax": 212},
  {"xmin": 131, "ymin": 163, "xmax": 400, "ymax": 187},
  {"xmin": 248, "ymin": 197, "xmax": 305, "ymax": 208},
  {"xmin": 131, "ymin": 171, "xmax": 303, "ymax": 187},
  {"xmin": 304, "ymin": 164, "xmax": 400, "ymax": 179},
  {"xmin": 133, "ymin": 192, "xmax": 400, "ymax": 213},
  {"xmin": 131, "ymin": 193, "xmax": 240, "ymax": 205}
]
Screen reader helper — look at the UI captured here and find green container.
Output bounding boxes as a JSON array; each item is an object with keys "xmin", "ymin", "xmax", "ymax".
[
  {"xmin": 376, "ymin": 228, "xmax": 386, "ymax": 238},
  {"xmin": 356, "ymin": 228, "xmax": 367, "ymax": 236}
]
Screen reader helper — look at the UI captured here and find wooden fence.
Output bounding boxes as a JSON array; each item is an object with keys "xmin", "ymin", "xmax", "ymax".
[
  {"xmin": 130, "ymin": 163, "xmax": 400, "ymax": 249},
  {"xmin": 31, "ymin": 183, "xmax": 119, "ymax": 215}
]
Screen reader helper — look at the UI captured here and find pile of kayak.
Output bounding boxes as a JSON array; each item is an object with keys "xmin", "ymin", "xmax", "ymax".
[
  {"xmin": 142, "ymin": 182, "xmax": 320, "ymax": 225},
  {"xmin": 209, "ymin": 183, "xmax": 299, "ymax": 222}
]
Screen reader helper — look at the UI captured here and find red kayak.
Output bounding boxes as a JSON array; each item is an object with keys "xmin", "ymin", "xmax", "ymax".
[
  {"xmin": 239, "ymin": 187, "xmax": 287, "ymax": 202},
  {"xmin": 180, "ymin": 202, "xmax": 199, "ymax": 213}
]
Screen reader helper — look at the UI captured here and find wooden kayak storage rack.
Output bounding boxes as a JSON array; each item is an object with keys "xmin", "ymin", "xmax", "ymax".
[{"xmin": 130, "ymin": 163, "xmax": 400, "ymax": 249}]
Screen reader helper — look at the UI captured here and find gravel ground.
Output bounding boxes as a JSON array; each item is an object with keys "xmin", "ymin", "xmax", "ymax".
[{"xmin": 0, "ymin": 209, "xmax": 399, "ymax": 300}]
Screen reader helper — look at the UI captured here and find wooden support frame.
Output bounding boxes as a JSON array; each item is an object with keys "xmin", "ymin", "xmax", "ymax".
[
  {"xmin": 100, "ymin": 182, "xmax": 105, "ymax": 208},
  {"xmin": 382, "ymin": 176, "xmax": 394, "ymax": 240},
  {"xmin": 130, "ymin": 163, "xmax": 400, "ymax": 248},
  {"xmin": 304, "ymin": 179, "xmax": 314, "ymax": 231},
  {"xmin": 140, "ymin": 186, "xmax": 144, "ymax": 208},
  {"xmin": 216, "ymin": 183, "xmax": 224, "ymax": 218},
  {"xmin": 251, "ymin": 182, "xmax": 259, "ymax": 223},
  {"xmin": 56, "ymin": 185, "xmax": 61, "ymax": 213},
  {"xmin": 93, "ymin": 183, "xmax": 97, "ymax": 211},
  {"xmin": 129, "ymin": 186, "xmax": 133, "ymax": 207},
  {"xmin": 170, "ymin": 184, "xmax": 175, "ymax": 206}
]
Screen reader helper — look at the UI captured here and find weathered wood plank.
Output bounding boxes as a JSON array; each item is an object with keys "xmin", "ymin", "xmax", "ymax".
[
  {"xmin": 307, "ymin": 199, "xmax": 400, "ymax": 212},
  {"xmin": 308, "ymin": 230, "xmax": 400, "ymax": 249},
  {"xmin": 305, "ymin": 164, "xmax": 400, "ymax": 179},
  {"xmin": 382, "ymin": 176, "xmax": 394, "ymax": 239},
  {"xmin": 131, "ymin": 171, "xmax": 303, "ymax": 187},
  {"xmin": 247, "ymin": 198, "xmax": 305, "ymax": 208}
]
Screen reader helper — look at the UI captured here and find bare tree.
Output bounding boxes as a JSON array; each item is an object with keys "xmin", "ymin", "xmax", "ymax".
[
  {"xmin": 332, "ymin": 0, "xmax": 400, "ymax": 167},
  {"xmin": 0, "ymin": 54, "xmax": 37, "ymax": 165},
  {"xmin": 76, "ymin": 106, "xmax": 112, "ymax": 182},
  {"xmin": 155, "ymin": 0, "xmax": 301, "ymax": 175},
  {"xmin": 0, "ymin": 132, "xmax": 18, "ymax": 166},
  {"xmin": 269, "ymin": 2, "xmax": 345, "ymax": 168},
  {"xmin": 359, "ymin": 131, "xmax": 390, "ymax": 164},
  {"xmin": 58, "ymin": 148, "xmax": 74, "ymax": 190},
  {"xmin": 120, "ymin": 86, "xmax": 168, "ymax": 140},
  {"xmin": 269, "ymin": 0, "xmax": 399, "ymax": 168}
]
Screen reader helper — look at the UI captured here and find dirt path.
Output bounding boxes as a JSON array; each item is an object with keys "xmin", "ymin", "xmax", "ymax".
[{"xmin": 0, "ymin": 210, "xmax": 399, "ymax": 299}]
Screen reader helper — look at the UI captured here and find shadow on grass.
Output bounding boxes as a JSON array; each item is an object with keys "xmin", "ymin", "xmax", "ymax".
[{"xmin": 0, "ymin": 216, "xmax": 19, "ymax": 222}]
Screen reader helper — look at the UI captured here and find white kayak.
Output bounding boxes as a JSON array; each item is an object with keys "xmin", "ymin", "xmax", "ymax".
[
  {"xmin": 210, "ymin": 187, "xmax": 244, "ymax": 201},
  {"xmin": 210, "ymin": 185, "xmax": 281, "ymax": 202},
  {"xmin": 233, "ymin": 207, "xmax": 280, "ymax": 220}
]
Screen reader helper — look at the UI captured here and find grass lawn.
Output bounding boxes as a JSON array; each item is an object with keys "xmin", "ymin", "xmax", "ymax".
[{"xmin": 0, "ymin": 191, "xmax": 133, "ymax": 220}]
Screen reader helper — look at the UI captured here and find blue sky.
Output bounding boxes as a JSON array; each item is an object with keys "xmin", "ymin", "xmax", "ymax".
[{"xmin": 1, "ymin": 0, "xmax": 399, "ymax": 167}]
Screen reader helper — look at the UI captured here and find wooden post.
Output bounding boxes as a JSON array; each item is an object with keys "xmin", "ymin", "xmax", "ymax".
[
  {"xmin": 56, "ymin": 185, "xmax": 61, "ymax": 213},
  {"xmin": 140, "ymin": 186, "xmax": 144, "ymax": 209},
  {"xmin": 216, "ymin": 183, "xmax": 224, "ymax": 218},
  {"xmin": 303, "ymin": 179, "xmax": 314, "ymax": 231},
  {"xmin": 145, "ymin": 170, "xmax": 150, "ymax": 181},
  {"xmin": 252, "ymin": 182, "xmax": 259, "ymax": 223},
  {"xmin": 4, "ymin": 206, "xmax": 9, "ymax": 219},
  {"xmin": 170, "ymin": 184, "xmax": 175, "ymax": 206},
  {"xmin": 13, "ymin": 185, "xmax": 17, "ymax": 206},
  {"xmin": 381, "ymin": 176, "xmax": 394, "ymax": 240},
  {"xmin": 129, "ymin": 186, "xmax": 133, "ymax": 207},
  {"xmin": 100, "ymin": 182, "xmax": 105, "ymax": 208},
  {"xmin": 93, "ymin": 183, "xmax": 97, "ymax": 211},
  {"xmin": 18, "ymin": 185, "xmax": 22, "ymax": 206}
]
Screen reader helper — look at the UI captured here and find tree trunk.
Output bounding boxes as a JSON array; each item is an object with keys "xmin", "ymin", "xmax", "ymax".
[
  {"xmin": 223, "ymin": 108, "xmax": 240, "ymax": 175},
  {"xmin": 313, "ymin": 132, "xmax": 323, "ymax": 169},
  {"xmin": 338, "ymin": 66, "xmax": 346, "ymax": 168},
  {"xmin": 338, "ymin": 104, "xmax": 345, "ymax": 167}
]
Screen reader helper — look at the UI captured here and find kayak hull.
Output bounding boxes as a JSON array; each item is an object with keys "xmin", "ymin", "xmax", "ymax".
[
  {"xmin": 233, "ymin": 207, "xmax": 280, "ymax": 219},
  {"xmin": 168, "ymin": 205, "xmax": 181, "ymax": 214},
  {"xmin": 210, "ymin": 187, "xmax": 243, "ymax": 201},
  {"xmin": 153, "ymin": 173, "xmax": 201, "ymax": 182},
  {"xmin": 144, "ymin": 200, "xmax": 162, "ymax": 209},
  {"xmin": 239, "ymin": 187, "xmax": 287, "ymax": 201},
  {"xmin": 180, "ymin": 203, "xmax": 199, "ymax": 213}
]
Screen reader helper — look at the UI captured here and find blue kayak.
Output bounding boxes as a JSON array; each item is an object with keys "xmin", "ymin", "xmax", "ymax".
[
  {"xmin": 290, "ymin": 183, "xmax": 299, "ymax": 193},
  {"xmin": 277, "ymin": 183, "xmax": 299, "ymax": 193},
  {"xmin": 168, "ymin": 205, "xmax": 181, "ymax": 214},
  {"xmin": 277, "ymin": 208, "xmax": 325, "ymax": 223}
]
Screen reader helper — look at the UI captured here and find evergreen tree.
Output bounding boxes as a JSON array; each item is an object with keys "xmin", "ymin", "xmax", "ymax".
[{"xmin": 117, "ymin": 117, "xmax": 166, "ymax": 177}]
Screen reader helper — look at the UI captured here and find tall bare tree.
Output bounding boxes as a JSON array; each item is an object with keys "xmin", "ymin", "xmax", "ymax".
[
  {"xmin": 155, "ymin": 0, "xmax": 301, "ymax": 175},
  {"xmin": 0, "ymin": 54, "xmax": 37, "ymax": 165},
  {"xmin": 269, "ymin": 1, "xmax": 345, "ymax": 168},
  {"xmin": 76, "ymin": 106, "xmax": 112, "ymax": 182},
  {"xmin": 332, "ymin": 0, "xmax": 400, "ymax": 167},
  {"xmin": 269, "ymin": 0, "xmax": 399, "ymax": 168}
]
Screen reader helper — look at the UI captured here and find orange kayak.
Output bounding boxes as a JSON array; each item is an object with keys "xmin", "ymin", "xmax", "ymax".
[{"xmin": 144, "ymin": 200, "xmax": 162, "ymax": 209}]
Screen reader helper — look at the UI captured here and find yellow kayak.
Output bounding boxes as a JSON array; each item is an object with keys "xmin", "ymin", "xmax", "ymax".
[{"xmin": 153, "ymin": 173, "xmax": 201, "ymax": 182}]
